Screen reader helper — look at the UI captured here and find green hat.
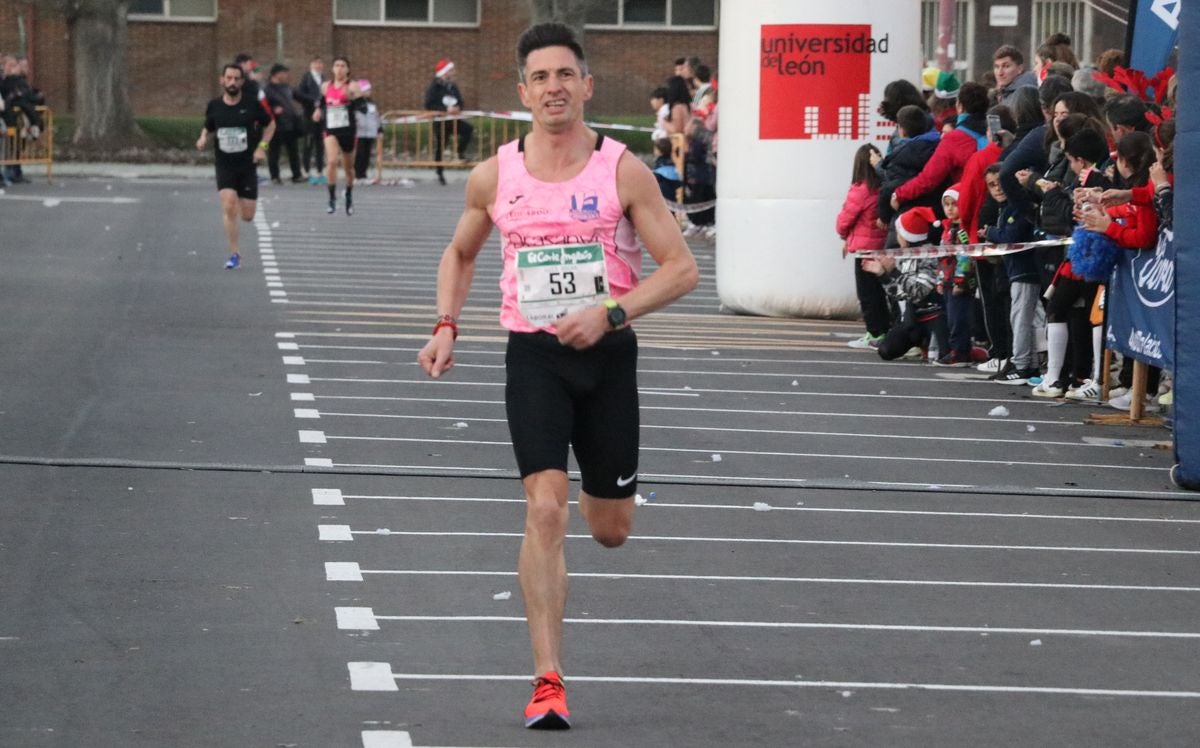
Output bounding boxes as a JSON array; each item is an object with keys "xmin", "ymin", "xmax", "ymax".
[{"xmin": 934, "ymin": 71, "xmax": 961, "ymax": 100}]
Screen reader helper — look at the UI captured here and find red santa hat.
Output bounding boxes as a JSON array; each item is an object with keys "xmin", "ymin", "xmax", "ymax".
[
  {"xmin": 896, "ymin": 206, "xmax": 941, "ymax": 244},
  {"xmin": 435, "ymin": 59, "xmax": 455, "ymax": 78},
  {"xmin": 942, "ymin": 183, "xmax": 961, "ymax": 204}
]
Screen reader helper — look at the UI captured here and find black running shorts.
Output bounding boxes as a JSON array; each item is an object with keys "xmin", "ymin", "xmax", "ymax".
[
  {"xmin": 505, "ymin": 328, "xmax": 640, "ymax": 499},
  {"xmin": 324, "ymin": 130, "xmax": 357, "ymax": 155},
  {"xmin": 215, "ymin": 162, "xmax": 258, "ymax": 200}
]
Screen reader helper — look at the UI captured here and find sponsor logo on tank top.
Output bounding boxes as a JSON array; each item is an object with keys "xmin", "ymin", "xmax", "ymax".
[
  {"xmin": 507, "ymin": 231, "xmax": 603, "ymax": 248},
  {"xmin": 569, "ymin": 193, "xmax": 601, "ymax": 222}
]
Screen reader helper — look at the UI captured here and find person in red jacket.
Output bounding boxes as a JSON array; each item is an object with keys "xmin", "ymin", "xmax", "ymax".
[
  {"xmin": 890, "ymin": 81, "xmax": 991, "ymax": 217},
  {"xmin": 837, "ymin": 144, "xmax": 891, "ymax": 347}
]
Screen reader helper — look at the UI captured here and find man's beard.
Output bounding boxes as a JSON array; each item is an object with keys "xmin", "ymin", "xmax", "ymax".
[{"xmin": 225, "ymin": 84, "xmax": 241, "ymax": 96}]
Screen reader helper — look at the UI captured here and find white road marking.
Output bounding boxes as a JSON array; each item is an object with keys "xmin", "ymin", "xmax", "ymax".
[
  {"xmin": 322, "ymin": 434, "xmax": 1165, "ymax": 473},
  {"xmin": 349, "ymin": 661, "xmax": 398, "ymax": 691},
  {"xmin": 311, "ymin": 488, "xmax": 344, "ymax": 505},
  {"xmin": 381, "ymin": 672, "xmax": 1200, "ymax": 699},
  {"xmin": 352, "ymin": 569, "xmax": 1200, "ymax": 593},
  {"xmin": 319, "ymin": 524, "xmax": 353, "ymax": 541},
  {"xmin": 294, "ymin": 408, "xmax": 320, "ymax": 419},
  {"xmin": 305, "ymin": 457, "xmax": 334, "ymax": 467},
  {"xmin": 282, "ymin": 356, "xmax": 305, "ymax": 365},
  {"xmin": 291, "ymin": 392, "xmax": 316, "ymax": 401},
  {"xmin": 338, "ymin": 492, "xmax": 1200, "ymax": 524},
  {"xmin": 275, "ymin": 332, "xmax": 296, "ymax": 338},
  {"xmin": 270, "ymin": 290, "xmax": 288, "ymax": 298},
  {"xmin": 286, "ymin": 373, "xmax": 311, "ymax": 384},
  {"xmin": 298, "ymin": 430, "xmax": 327, "ymax": 444},
  {"xmin": 326, "ymin": 562, "xmax": 364, "ymax": 581},
  {"xmin": 346, "ymin": 529, "xmax": 1200, "ymax": 555},
  {"xmin": 336, "ymin": 607, "xmax": 379, "ymax": 630},
  {"xmin": 0, "ymin": 194, "xmax": 140, "ymax": 204},
  {"xmin": 370, "ymin": 614, "xmax": 1200, "ymax": 640},
  {"xmin": 361, "ymin": 731, "xmax": 413, "ymax": 748}
]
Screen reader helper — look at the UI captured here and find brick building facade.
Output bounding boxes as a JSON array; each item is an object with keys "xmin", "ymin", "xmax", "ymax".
[{"xmin": 0, "ymin": 0, "xmax": 720, "ymax": 119}]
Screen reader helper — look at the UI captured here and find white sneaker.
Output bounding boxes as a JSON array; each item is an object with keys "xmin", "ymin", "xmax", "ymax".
[
  {"xmin": 702, "ymin": 225, "xmax": 717, "ymax": 239},
  {"xmin": 682, "ymin": 223, "xmax": 702, "ymax": 238},
  {"xmin": 1032, "ymin": 380, "xmax": 1066, "ymax": 398},
  {"xmin": 976, "ymin": 358, "xmax": 1006, "ymax": 373},
  {"xmin": 1064, "ymin": 379, "xmax": 1101, "ymax": 401},
  {"xmin": 1108, "ymin": 392, "xmax": 1160, "ymax": 412},
  {"xmin": 1108, "ymin": 386, "xmax": 1129, "ymax": 399},
  {"xmin": 846, "ymin": 332, "xmax": 883, "ymax": 349}
]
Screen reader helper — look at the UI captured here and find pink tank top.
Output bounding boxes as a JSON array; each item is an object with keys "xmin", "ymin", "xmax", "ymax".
[
  {"xmin": 324, "ymin": 82, "xmax": 350, "ymax": 107},
  {"xmin": 491, "ymin": 134, "xmax": 641, "ymax": 333}
]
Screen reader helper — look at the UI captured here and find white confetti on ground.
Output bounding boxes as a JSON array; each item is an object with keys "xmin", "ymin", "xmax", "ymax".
[
  {"xmin": 492, "ymin": 591, "xmax": 512, "ymax": 601},
  {"xmin": 711, "ymin": 454, "xmax": 722, "ymax": 462},
  {"xmin": 1029, "ymin": 639, "xmax": 1042, "ymax": 646},
  {"xmin": 792, "ymin": 380, "xmax": 799, "ymax": 386},
  {"xmin": 752, "ymin": 502, "xmax": 771, "ymax": 511},
  {"xmin": 839, "ymin": 690, "xmax": 854, "ymax": 698},
  {"xmin": 634, "ymin": 494, "xmax": 647, "ymax": 506},
  {"xmin": 451, "ymin": 422, "xmax": 469, "ymax": 428},
  {"xmin": 988, "ymin": 406, "xmax": 1010, "ymax": 417},
  {"xmin": 879, "ymin": 390, "xmax": 887, "ymax": 395},
  {"xmin": 271, "ymin": 221, "xmax": 281, "ymax": 228},
  {"xmin": 42, "ymin": 198, "xmax": 60, "ymax": 207},
  {"xmin": 1026, "ymin": 424, "xmax": 1037, "ymax": 432},
  {"xmin": 375, "ymin": 528, "xmax": 392, "ymax": 535}
]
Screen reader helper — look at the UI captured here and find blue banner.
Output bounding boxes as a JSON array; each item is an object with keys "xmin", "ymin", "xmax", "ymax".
[
  {"xmin": 1106, "ymin": 228, "xmax": 1175, "ymax": 371},
  {"xmin": 1128, "ymin": 0, "xmax": 1181, "ymax": 76}
]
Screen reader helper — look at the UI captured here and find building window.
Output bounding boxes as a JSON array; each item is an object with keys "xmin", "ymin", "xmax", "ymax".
[
  {"xmin": 334, "ymin": 0, "xmax": 479, "ymax": 25},
  {"xmin": 1031, "ymin": 0, "xmax": 1094, "ymax": 67},
  {"xmin": 129, "ymin": 0, "xmax": 217, "ymax": 20},
  {"xmin": 586, "ymin": 0, "xmax": 719, "ymax": 29},
  {"xmin": 920, "ymin": 0, "xmax": 974, "ymax": 80}
]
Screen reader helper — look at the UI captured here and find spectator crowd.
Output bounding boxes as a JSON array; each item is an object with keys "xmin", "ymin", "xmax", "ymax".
[
  {"xmin": 837, "ymin": 35, "xmax": 1176, "ymax": 415},
  {"xmin": 0, "ymin": 51, "xmax": 45, "ymax": 187}
]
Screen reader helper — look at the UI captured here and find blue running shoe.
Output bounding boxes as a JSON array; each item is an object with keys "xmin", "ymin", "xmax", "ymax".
[{"xmin": 225, "ymin": 253, "xmax": 240, "ymax": 270}]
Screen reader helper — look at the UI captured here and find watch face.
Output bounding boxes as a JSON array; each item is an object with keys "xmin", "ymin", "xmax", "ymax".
[{"xmin": 606, "ymin": 304, "xmax": 626, "ymax": 328}]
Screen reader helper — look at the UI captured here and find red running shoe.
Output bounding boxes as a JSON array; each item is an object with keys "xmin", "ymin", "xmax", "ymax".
[{"xmin": 524, "ymin": 672, "xmax": 571, "ymax": 729}]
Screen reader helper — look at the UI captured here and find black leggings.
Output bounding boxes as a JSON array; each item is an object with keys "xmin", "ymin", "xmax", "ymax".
[{"xmin": 854, "ymin": 257, "xmax": 892, "ymax": 337}]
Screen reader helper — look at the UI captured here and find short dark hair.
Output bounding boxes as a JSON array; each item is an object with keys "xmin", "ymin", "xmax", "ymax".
[
  {"xmin": 1116, "ymin": 130, "xmax": 1156, "ymax": 186},
  {"xmin": 269, "ymin": 63, "xmax": 288, "ymax": 77},
  {"xmin": 517, "ymin": 22, "xmax": 587, "ymax": 80},
  {"xmin": 993, "ymin": 45, "xmax": 1025, "ymax": 66},
  {"xmin": 988, "ymin": 104, "xmax": 1016, "ymax": 134},
  {"xmin": 222, "ymin": 63, "xmax": 244, "ymax": 79},
  {"xmin": 694, "ymin": 64, "xmax": 712, "ymax": 84},
  {"xmin": 651, "ymin": 86, "xmax": 668, "ymax": 100},
  {"xmin": 958, "ymin": 81, "xmax": 989, "ymax": 115},
  {"xmin": 1037, "ymin": 75, "xmax": 1073, "ymax": 111},
  {"xmin": 896, "ymin": 105, "xmax": 929, "ymax": 137},
  {"xmin": 985, "ymin": 162, "xmax": 1003, "ymax": 177},
  {"xmin": 1106, "ymin": 93, "xmax": 1150, "ymax": 132},
  {"xmin": 879, "ymin": 79, "xmax": 927, "ymax": 121},
  {"xmin": 1009, "ymin": 86, "xmax": 1043, "ymax": 128},
  {"xmin": 674, "ymin": 57, "xmax": 686, "ymax": 66},
  {"xmin": 233, "ymin": 52, "xmax": 253, "ymax": 65},
  {"xmin": 1065, "ymin": 128, "xmax": 1109, "ymax": 166}
]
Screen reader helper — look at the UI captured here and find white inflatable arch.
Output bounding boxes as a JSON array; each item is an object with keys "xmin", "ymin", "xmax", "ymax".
[{"xmin": 716, "ymin": 0, "xmax": 922, "ymax": 317}]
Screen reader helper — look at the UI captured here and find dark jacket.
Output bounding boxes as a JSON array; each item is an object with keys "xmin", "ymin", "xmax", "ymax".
[
  {"xmin": 1, "ymin": 74, "xmax": 43, "ymax": 128},
  {"xmin": 985, "ymin": 201, "xmax": 1038, "ymax": 283},
  {"xmin": 424, "ymin": 78, "xmax": 464, "ymax": 112},
  {"xmin": 881, "ymin": 257, "xmax": 943, "ymax": 320},
  {"xmin": 877, "ymin": 129, "xmax": 940, "ymax": 222},
  {"xmin": 295, "ymin": 70, "xmax": 323, "ymax": 117},
  {"xmin": 264, "ymin": 82, "xmax": 302, "ymax": 133},
  {"xmin": 999, "ymin": 122, "xmax": 1050, "ymax": 214}
]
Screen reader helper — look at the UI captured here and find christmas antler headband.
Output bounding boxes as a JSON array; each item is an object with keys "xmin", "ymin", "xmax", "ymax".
[{"xmin": 1092, "ymin": 65, "xmax": 1175, "ymax": 122}]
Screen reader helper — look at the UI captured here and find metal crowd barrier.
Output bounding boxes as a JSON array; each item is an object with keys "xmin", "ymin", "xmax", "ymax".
[
  {"xmin": 1, "ymin": 105, "xmax": 53, "ymax": 180},
  {"xmin": 377, "ymin": 109, "xmax": 532, "ymax": 172}
]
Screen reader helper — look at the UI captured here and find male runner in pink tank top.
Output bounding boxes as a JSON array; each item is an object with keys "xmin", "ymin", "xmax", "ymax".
[{"xmin": 418, "ymin": 22, "xmax": 698, "ymax": 731}]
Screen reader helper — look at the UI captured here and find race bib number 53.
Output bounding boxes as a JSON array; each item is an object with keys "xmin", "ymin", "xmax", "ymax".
[{"xmin": 516, "ymin": 243, "xmax": 608, "ymax": 326}]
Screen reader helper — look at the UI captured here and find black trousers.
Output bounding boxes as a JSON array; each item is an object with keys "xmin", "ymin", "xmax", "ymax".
[
  {"xmin": 877, "ymin": 304, "xmax": 949, "ymax": 361},
  {"xmin": 355, "ymin": 137, "xmax": 376, "ymax": 179},
  {"xmin": 853, "ymin": 257, "xmax": 892, "ymax": 337},
  {"xmin": 975, "ymin": 259, "xmax": 1011, "ymax": 360},
  {"xmin": 302, "ymin": 123, "xmax": 325, "ymax": 174},
  {"xmin": 433, "ymin": 119, "xmax": 474, "ymax": 175},
  {"xmin": 268, "ymin": 130, "xmax": 301, "ymax": 181}
]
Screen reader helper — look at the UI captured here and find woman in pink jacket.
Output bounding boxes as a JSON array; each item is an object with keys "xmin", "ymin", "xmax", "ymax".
[{"xmin": 837, "ymin": 144, "xmax": 891, "ymax": 347}]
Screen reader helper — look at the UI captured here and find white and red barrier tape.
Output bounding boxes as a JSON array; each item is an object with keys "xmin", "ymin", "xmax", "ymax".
[{"xmin": 855, "ymin": 238, "xmax": 1072, "ymax": 260}]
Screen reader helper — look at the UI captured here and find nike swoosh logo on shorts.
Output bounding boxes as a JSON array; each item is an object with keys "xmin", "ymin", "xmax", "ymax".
[{"xmin": 616, "ymin": 474, "xmax": 636, "ymax": 487}]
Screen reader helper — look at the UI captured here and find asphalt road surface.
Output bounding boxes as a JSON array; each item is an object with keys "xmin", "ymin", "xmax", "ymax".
[{"xmin": 2, "ymin": 175, "xmax": 1198, "ymax": 747}]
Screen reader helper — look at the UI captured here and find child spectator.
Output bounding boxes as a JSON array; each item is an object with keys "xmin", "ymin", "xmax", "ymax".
[
  {"xmin": 1032, "ymin": 128, "xmax": 1112, "ymax": 397},
  {"xmin": 935, "ymin": 185, "xmax": 986, "ymax": 366},
  {"xmin": 651, "ymin": 137, "xmax": 681, "ymax": 203},
  {"xmin": 983, "ymin": 164, "xmax": 1042, "ymax": 384},
  {"xmin": 864, "ymin": 207, "xmax": 950, "ymax": 362},
  {"xmin": 837, "ymin": 143, "xmax": 890, "ymax": 348},
  {"xmin": 876, "ymin": 104, "xmax": 941, "ymax": 226},
  {"xmin": 650, "ymin": 86, "xmax": 670, "ymax": 141}
]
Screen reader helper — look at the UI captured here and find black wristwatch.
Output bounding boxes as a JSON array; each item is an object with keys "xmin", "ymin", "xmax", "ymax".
[{"xmin": 603, "ymin": 299, "xmax": 626, "ymax": 329}]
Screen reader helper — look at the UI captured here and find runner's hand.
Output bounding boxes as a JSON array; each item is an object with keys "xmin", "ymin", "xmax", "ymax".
[
  {"xmin": 555, "ymin": 305, "xmax": 610, "ymax": 350},
  {"xmin": 418, "ymin": 332, "xmax": 456, "ymax": 378},
  {"xmin": 253, "ymin": 147, "xmax": 266, "ymax": 164},
  {"xmin": 196, "ymin": 132, "xmax": 207, "ymax": 150}
]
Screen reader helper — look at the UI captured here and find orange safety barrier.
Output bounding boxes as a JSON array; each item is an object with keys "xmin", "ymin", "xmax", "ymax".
[{"xmin": 1, "ymin": 106, "xmax": 53, "ymax": 181}]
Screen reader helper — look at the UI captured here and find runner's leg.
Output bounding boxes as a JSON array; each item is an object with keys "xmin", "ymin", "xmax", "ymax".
[
  {"xmin": 519, "ymin": 469, "xmax": 570, "ymax": 677},
  {"xmin": 324, "ymin": 135, "xmax": 340, "ymax": 212},
  {"xmin": 239, "ymin": 197, "xmax": 256, "ymax": 222},
  {"xmin": 219, "ymin": 188, "xmax": 240, "ymax": 254},
  {"xmin": 577, "ymin": 493, "xmax": 633, "ymax": 548}
]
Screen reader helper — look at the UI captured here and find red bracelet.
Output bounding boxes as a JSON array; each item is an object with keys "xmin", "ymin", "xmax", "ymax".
[{"xmin": 433, "ymin": 318, "xmax": 458, "ymax": 339}]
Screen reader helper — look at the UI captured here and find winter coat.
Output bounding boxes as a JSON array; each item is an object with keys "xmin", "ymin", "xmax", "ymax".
[
  {"xmin": 892, "ymin": 114, "xmax": 987, "ymax": 210},
  {"xmin": 836, "ymin": 181, "xmax": 888, "ymax": 251},
  {"xmin": 877, "ymin": 129, "xmax": 940, "ymax": 222},
  {"xmin": 954, "ymin": 141, "xmax": 1004, "ymax": 240},
  {"xmin": 880, "ymin": 257, "xmax": 943, "ymax": 320},
  {"xmin": 999, "ymin": 123, "xmax": 1051, "ymax": 213},
  {"xmin": 985, "ymin": 201, "xmax": 1038, "ymax": 283}
]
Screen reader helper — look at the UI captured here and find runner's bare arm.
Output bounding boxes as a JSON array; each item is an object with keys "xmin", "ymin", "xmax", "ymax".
[
  {"xmin": 555, "ymin": 151, "xmax": 698, "ymax": 349},
  {"xmin": 417, "ymin": 157, "xmax": 498, "ymax": 378}
]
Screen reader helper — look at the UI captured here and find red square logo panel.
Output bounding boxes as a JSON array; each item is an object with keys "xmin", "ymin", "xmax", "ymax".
[{"xmin": 760, "ymin": 24, "xmax": 874, "ymax": 140}]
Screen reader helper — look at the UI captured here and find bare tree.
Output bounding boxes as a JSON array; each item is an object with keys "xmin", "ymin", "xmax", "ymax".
[
  {"xmin": 528, "ymin": 0, "xmax": 604, "ymax": 44},
  {"xmin": 34, "ymin": 0, "xmax": 144, "ymax": 148}
]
